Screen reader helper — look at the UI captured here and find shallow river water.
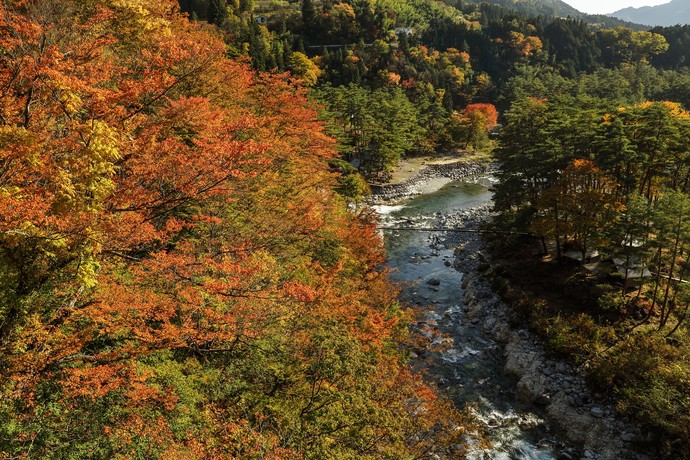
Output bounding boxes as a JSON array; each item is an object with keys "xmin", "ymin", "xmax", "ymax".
[{"xmin": 375, "ymin": 178, "xmax": 561, "ymax": 460}]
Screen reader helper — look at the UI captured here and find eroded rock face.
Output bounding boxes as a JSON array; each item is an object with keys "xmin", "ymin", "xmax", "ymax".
[{"xmin": 453, "ymin": 218, "xmax": 653, "ymax": 460}]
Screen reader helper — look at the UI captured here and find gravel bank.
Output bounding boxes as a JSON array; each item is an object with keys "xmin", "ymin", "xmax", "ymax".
[{"xmin": 368, "ymin": 161, "xmax": 488, "ymax": 203}]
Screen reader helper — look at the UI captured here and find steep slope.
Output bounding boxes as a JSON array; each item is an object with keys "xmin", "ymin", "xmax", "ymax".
[
  {"xmin": 463, "ymin": 0, "xmax": 580, "ymax": 16},
  {"xmin": 609, "ymin": 0, "xmax": 690, "ymax": 27}
]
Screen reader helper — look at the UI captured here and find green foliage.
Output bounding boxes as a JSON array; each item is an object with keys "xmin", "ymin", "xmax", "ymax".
[
  {"xmin": 329, "ymin": 159, "xmax": 371, "ymax": 201},
  {"xmin": 591, "ymin": 333, "xmax": 690, "ymax": 457},
  {"xmin": 288, "ymin": 51, "xmax": 320, "ymax": 85},
  {"xmin": 651, "ymin": 25, "xmax": 690, "ymax": 70},
  {"xmin": 315, "ymin": 85, "xmax": 423, "ymax": 177},
  {"xmin": 541, "ymin": 313, "xmax": 616, "ymax": 362},
  {"xmin": 597, "ymin": 27, "xmax": 669, "ymax": 67},
  {"xmin": 207, "ymin": 0, "xmax": 228, "ymax": 25}
]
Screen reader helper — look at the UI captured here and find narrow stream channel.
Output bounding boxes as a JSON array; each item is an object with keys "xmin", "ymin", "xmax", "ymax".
[{"xmin": 374, "ymin": 177, "xmax": 560, "ymax": 459}]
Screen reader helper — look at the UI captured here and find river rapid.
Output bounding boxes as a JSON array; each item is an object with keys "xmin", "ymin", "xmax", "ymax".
[{"xmin": 373, "ymin": 176, "xmax": 653, "ymax": 460}]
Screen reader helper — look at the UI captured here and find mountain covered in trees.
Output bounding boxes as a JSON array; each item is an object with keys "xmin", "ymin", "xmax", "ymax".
[
  {"xmin": 609, "ymin": 0, "xmax": 690, "ymax": 27},
  {"xmin": 2, "ymin": 0, "xmax": 690, "ymax": 457},
  {"xmin": 462, "ymin": 0, "xmax": 648, "ymax": 29},
  {"xmin": 463, "ymin": 0, "xmax": 581, "ymax": 17}
]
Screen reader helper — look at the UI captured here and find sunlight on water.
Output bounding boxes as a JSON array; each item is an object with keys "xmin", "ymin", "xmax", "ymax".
[{"xmin": 371, "ymin": 204, "xmax": 406, "ymax": 215}]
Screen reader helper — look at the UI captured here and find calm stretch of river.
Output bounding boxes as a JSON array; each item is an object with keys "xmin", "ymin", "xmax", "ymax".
[{"xmin": 375, "ymin": 177, "xmax": 559, "ymax": 460}]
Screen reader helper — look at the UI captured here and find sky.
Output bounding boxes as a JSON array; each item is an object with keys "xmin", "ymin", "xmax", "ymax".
[{"xmin": 562, "ymin": 0, "xmax": 671, "ymax": 15}]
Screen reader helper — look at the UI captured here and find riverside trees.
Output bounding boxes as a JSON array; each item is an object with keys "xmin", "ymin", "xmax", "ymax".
[
  {"xmin": 493, "ymin": 87, "xmax": 690, "ymax": 456},
  {"xmin": 496, "ymin": 95, "xmax": 690, "ymax": 324}
]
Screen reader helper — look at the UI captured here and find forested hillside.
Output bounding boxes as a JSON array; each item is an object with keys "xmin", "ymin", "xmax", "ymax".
[
  {"xmin": 0, "ymin": 1, "xmax": 482, "ymax": 457},
  {"xmin": 461, "ymin": 0, "xmax": 646, "ymax": 29},
  {"xmin": 3, "ymin": 0, "xmax": 690, "ymax": 457},
  {"xmin": 176, "ymin": 0, "xmax": 690, "ymax": 184}
]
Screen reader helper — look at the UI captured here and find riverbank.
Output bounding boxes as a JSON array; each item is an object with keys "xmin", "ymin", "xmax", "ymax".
[
  {"xmin": 448, "ymin": 218, "xmax": 653, "ymax": 460},
  {"xmin": 367, "ymin": 155, "xmax": 490, "ymax": 203}
]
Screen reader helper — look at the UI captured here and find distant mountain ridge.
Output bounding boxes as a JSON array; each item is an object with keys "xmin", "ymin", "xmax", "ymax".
[
  {"xmin": 462, "ymin": 0, "xmax": 649, "ymax": 29},
  {"xmin": 608, "ymin": 0, "xmax": 690, "ymax": 27}
]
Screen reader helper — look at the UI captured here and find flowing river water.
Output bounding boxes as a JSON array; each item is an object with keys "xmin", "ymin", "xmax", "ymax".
[{"xmin": 374, "ymin": 177, "xmax": 561, "ymax": 459}]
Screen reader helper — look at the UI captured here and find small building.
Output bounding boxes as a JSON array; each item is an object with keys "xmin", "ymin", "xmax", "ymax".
[
  {"xmin": 394, "ymin": 27, "xmax": 414, "ymax": 36},
  {"xmin": 255, "ymin": 15, "xmax": 267, "ymax": 24}
]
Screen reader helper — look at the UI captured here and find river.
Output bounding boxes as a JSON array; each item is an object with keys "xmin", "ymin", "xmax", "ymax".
[{"xmin": 374, "ymin": 177, "xmax": 561, "ymax": 460}]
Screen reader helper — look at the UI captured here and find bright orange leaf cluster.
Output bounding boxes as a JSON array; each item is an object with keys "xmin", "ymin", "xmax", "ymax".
[{"xmin": 464, "ymin": 103, "xmax": 499, "ymax": 131}]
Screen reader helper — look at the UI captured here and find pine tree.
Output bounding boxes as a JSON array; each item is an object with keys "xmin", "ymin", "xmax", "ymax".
[{"xmin": 207, "ymin": 0, "xmax": 227, "ymax": 26}]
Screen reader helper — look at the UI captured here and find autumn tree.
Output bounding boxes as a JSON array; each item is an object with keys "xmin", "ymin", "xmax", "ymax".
[
  {"xmin": 450, "ymin": 103, "xmax": 498, "ymax": 149},
  {"xmin": 532, "ymin": 160, "xmax": 624, "ymax": 264},
  {"xmin": 0, "ymin": 0, "xmax": 482, "ymax": 457},
  {"xmin": 288, "ymin": 51, "xmax": 321, "ymax": 86}
]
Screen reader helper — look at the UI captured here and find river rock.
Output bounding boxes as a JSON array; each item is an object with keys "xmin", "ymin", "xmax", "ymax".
[
  {"xmin": 535, "ymin": 394, "xmax": 552, "ymax": 406},
  {"xmin": 620, "ymin": 432, "xmax": 635, "ymax": 442},
  {"xmin": 367, "ymin": 161, "xmax": 488, "ymax": 203},
  {"xmin": 590, "ymin": 407, "xmax": 605, "ymax": 418},
  {"xmin": 373, "ymin": 175, "xmax": 653, "ymax": 460},
  {"xmin": 558, "ymin": 447, "xmax": 579, "ymax": 460}
]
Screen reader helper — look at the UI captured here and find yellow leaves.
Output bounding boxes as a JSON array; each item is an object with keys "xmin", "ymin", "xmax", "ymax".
[
  {"xmin": 0, "ymin": 124, "xmax": 35, "ymax": 155},
  {"xmin": 76, "ymin": 252, "xmax": 100, "ymax": 289},
  {"xmin": 86, "ymin": 120, "xmax": 121, "ymax": 164},
  {"xmin": 451, "ymin": 66, "xmax": 466, "ymax": 85},
  {"xmin": 507, "ymin": 31, "xmax": 543, "ymax": 57},
  {"xmin": 660, "ymin": 100, "xmax": 690, "ymax": 119},
  {"xmin": 602, "ymin": 113, "xmax": 615, "ymax": 125},
  {"xmin": 288, "ymin": 52, "xmax": 321, "ymax": 87},
  {"xmin": 109, "ymin": 0, "xmax": 173, "ymax": 38},
  {"xmin": 57, "ymin": 88, "xmax": 83, "ymax": 115}
]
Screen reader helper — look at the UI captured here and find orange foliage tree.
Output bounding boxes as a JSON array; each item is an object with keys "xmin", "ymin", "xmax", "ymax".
[
  {"xmin": 450, "ymin": 103, "xmax": 499, "ymax": 149},
  {"xmin": 0, "ymin": 0, "xmax": 481, "ymax": 457}
]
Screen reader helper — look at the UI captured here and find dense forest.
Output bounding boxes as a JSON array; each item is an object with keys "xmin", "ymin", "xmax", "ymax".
[
  {"xmin": 2, "ymin": 0, "xmax": 690, "ymax": 457},
  {"xmin": 177, "ymin": 0, "xmax": 690, "ymax": 179}
]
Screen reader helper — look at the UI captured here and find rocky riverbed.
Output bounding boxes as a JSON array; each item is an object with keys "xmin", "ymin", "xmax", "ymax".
[
  {"xmin": 433, "ymin": 207, "xmax": 654, "ymax": 460},
  {"xmin": 373, "ymin": 177, "xmax": 656, "ymax": 460}
]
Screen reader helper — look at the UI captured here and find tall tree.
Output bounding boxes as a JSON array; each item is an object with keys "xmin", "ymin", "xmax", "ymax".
[{"xmin": 207, "ymin": 0, "xmax": 227, "ymax": 25}]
